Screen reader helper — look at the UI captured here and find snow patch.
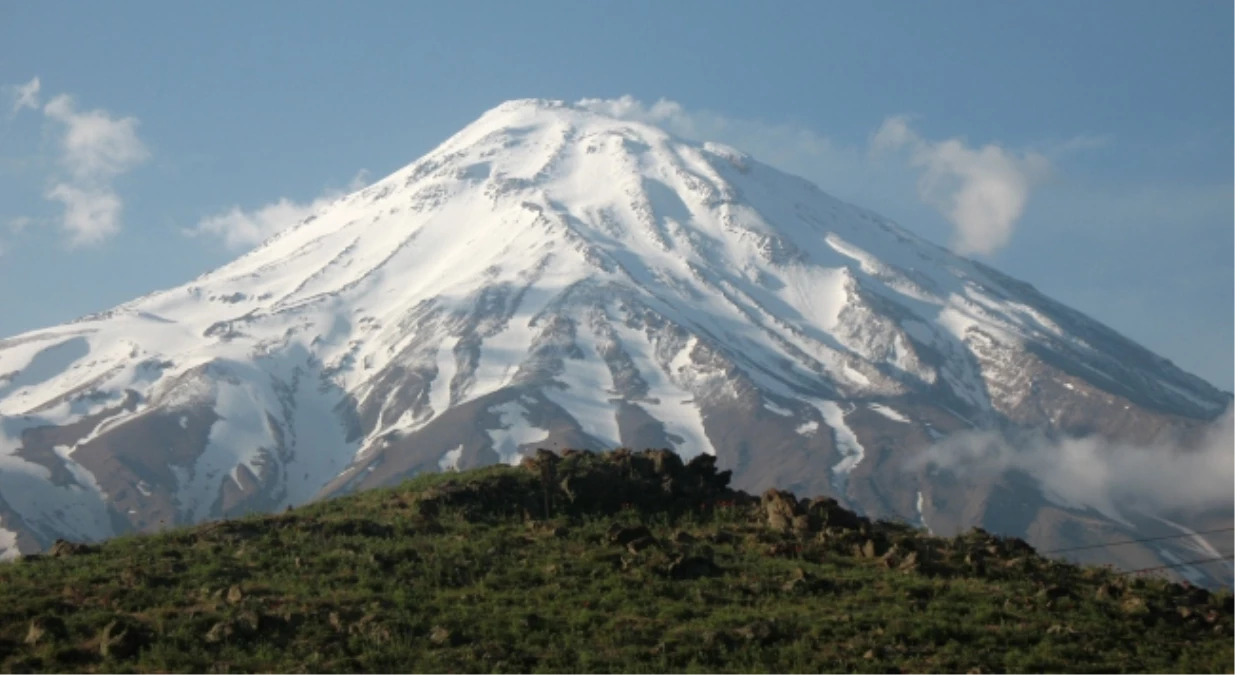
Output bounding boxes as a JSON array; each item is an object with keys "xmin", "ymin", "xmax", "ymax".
[
  {"xmin": 0, "ymin": 420, "xmax": 116, "ymax": 545},
  {"xmin": 486, "ymin": 400, "xmax": 549, "ymax": 466},
  {"xmin": 540, "ymin": 332, "xmax": 621, "ymax": 448},
  {"xmin": 173, "ymin": 380, "xmax": 270, "ymax": 521},
  {"xmin": 841, "ymin": 363, "xmax": 870, "ymax": 387},
  {"xmin": 916, "ymin": 491, "xmax": 932, "ymax": 534},
  {"xmin": 429, "ymin": 337, "xmax": 458, "ymax": 418},
  {"xmin": 276, "ymin": 365, "xmax": 358, "ymax": 508},
  {"xmin": 763, "ymin": 400, "xmax": 793, "ymax": 416},
  {"xmin": 1155, "ymin": 548, "xmax": 1210, "ymax": 587},
  {"xmin": 869, "ymin": 403, "xmax": 910, "ymax": 423},
  {"xmin": 814, "ymin": 400, "xmax": 866, "ymax": 490},
  {"xmin": 777, "ymin": 266, "xmax": 849, "ymax": 332},
  {"xmin": 0, "ymin": 523, "xmax": 17, "ymax": 561},
  {"xmin": 438, "ymin": 445, "xmax": 463, "ymax": 472},
  {"xmin": 0, "ymin": 336, "xmax": 91, "ymax": 404},
  {"xmin": 1156, "ymin": 378, "xmax": 1226, "ymax": 413},
  {"xmin": 1151, "ymin": 515, "xmax": 1234, "ymax": 582},
  {"xmin": 610, "ymin": 322, "xmax": 713, "ymax": 459},
  {"xmin": 466, "ymin": 289, "xmax": 556, "ymax": 404}
]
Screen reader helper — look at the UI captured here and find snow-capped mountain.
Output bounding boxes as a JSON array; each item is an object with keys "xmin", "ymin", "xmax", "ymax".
[{"xmin": 1, "ymin": 99, "xmax": 1229, "ymax": 581}]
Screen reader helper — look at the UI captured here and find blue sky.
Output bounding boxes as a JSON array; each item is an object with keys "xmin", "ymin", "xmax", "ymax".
[{"xmin": 1, "ymin": 1, "xmax": 1231, "ymax": 389}]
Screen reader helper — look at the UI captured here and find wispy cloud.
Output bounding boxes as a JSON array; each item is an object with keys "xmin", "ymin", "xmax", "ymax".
[
  {"xmin": 189, "ymin": 170, "xmax": 370, "ymax": 250},
  {"xmin": 43, "ymin": 94, "xmax": 150, "ymax": 182},
  {"xmin": 191, "ymin": 196, "xmax": 335, "ymax": 250},
  {"xmin": 44, "ymin": 185, "xmax": 123, "ymax": 246},
  {"xmin": 872, "ymin": 116, "xmax": 1050, "ymax": 256},
  {"xmin": 40, "ymin": 92, "xmax": 150, "ymax": 246},
  {"xmin": 5, "ymin": 79, "xmax": 150, "ymax": 247},
  {"xmin": 8, "ymin": 77, "xmax": 40, "ymax": 116},
  {"xmin": 911, "ymin": 407, "xmax": 1234, "ymax": 524}
]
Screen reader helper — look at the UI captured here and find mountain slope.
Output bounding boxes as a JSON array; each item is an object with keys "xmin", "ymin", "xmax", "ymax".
[
  {"xmin": 1, "ymin": 451, "xmax": 1231, "ymax": 673},
  {"xmin": 0, "ymin": 99, "xmax": 1229, "ymax": 581}
]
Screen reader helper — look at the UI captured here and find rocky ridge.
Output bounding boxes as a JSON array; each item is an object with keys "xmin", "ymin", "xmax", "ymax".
[{"xmin": 1, "ymin": 450, "xmax": 1230, "ymax": 673}]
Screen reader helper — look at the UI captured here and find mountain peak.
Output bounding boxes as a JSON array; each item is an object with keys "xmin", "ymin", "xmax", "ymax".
[
  {"xmin": 425, "ymin": 97, "xmax": 679, "ymax": 171},
  {"xmin": 0, "ymin": 101, "xmax": 1228, "ymax": 585},
  {"xmin": 485, "ymin": 97, "xmax": 573, "ymax": 115}
]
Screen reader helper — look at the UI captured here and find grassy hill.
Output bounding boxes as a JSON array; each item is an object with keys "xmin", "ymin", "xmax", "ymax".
[{"xmin": 1, "ymin": 449, "xmax": 1231, "ymax": 673}]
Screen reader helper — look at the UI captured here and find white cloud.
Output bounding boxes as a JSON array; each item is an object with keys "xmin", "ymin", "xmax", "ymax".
[
  {"xmin": 872, "ymin": 116, "xmax": 1049, "ymax": 256},
  {"xmin": 191, "ymin": 196, "xmax": 334, "ymax": 250},
  {"xmin": 43, "ymin": 94, "xmax": 150, "ymax": 182},
  {"xmin": 9, "ymin": 77, "xmax": 40, "ymax": 115},
  {"xmin": 912, "ymin": 406, "xmax": 1234, "ymax": 523},
  {"xmin": 45, "ymin": 184, "xmax": 122, "ymax": 246},
  {"xmin": 7, "ymin": 81, "xmax": 150, "ymax": 247},
  {"xmin": 345, "ymin": 169, "xmax": 371, "ymax": 191},
  {"xmin": 190, "ymin": 170, "xmax": 370, "ymax": 250}
]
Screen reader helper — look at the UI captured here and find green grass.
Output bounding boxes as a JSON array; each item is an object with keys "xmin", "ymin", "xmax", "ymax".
[{"xmin": 0, "ymin": 449, "xmax": 1230, "ymax": 673}]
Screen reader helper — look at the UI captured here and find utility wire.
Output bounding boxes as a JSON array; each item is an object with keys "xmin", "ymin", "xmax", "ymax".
[
  {"xmin": 1116, "ymin": 554, "xmax": 1235, "ymax": 577},
  {"xmin": 1041, "ymin": 526, "xmax": 1235, "ymax": 555}
]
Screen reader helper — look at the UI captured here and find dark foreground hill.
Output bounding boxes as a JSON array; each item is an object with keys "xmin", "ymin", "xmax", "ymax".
[{"xmin": 1, "ymin": 449, "xmax": 1231, "ymax": 673}]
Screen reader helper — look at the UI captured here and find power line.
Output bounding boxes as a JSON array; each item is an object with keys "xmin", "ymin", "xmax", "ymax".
[
  {"xmin": 1117, "ymin": 554, "xmax": 1235, "ymax": 577},
  {"xmin": 1041, "ymin": 526, "xmax": 1235, "ymax": 555}
]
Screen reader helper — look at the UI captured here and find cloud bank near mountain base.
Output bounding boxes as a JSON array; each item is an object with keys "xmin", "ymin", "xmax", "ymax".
[{"xmin": 911, "ymin": 406, "xmax": 1234, "ymax": 524}]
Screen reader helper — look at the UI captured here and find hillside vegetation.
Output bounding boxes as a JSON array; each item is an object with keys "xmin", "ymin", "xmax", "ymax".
[{"xmin": 1, "ymin": 449, "xmax": 1231, "ymax": 673}]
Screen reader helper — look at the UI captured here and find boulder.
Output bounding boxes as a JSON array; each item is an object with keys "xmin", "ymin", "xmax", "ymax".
[
  {"xmin": 671, "ymin": 531, "xmax": 697, "ymax": 544},
  {"xmin": 204, "ymin": 621, "xmax": 235, "ymax": 644},
  {"xmin": 647, "ymin": 449, "xmax": 684, "ymax": 476},
  {"xmin": 710, "ymin": 529, "xmax": 737, "ymax": 545},
  {"xmin": 24, "ymin": 616, "xmax": 67, "ymax": 646},
  {"xmin": 607, "ymin": 524, "xmax": 653, "ymax": 547},
  {"xmin": 762, "ymin": 489, "xmax": 803, "ymax": 532},
  {"xmin": 626, "ymin": 536, "xmax": 658, "ymax": 554},
  {"xmin": 1038, "ymin": 585, "xmax": 1073, "ymax": 602},
  {"xmin": 862, "ymin": 539, "xmax": 877, "ymax": 559},
  {"xmin": 48, "ymin": 539, "xmax": 96, "ymax": 558},
  {"xmin": 781, "ymin": 567, "xmax": 820, "ymax": 593},
  {"xmin": 1095, "ymin": 583, "xmax": 1120, "ymax": 600},
  {"xmin": 99, "ymin": 619, "xmax": 144, "ymax": 659},
  {"xmin": 668, "ymin": 554, "xmax": 721, "ymax": 580},
  {"xmin": 733, "ymin": 620, "xmax": 775, "ymax": 644},
  {"xmin": 807, "ymin": 497, "xmax": 864, "ymax": 531},
  {"xmin": 429, "ymin": 625, "xmax": 455, "ymax": 647},
  {"xmin": 350, "ymin": 613, "xmax": 392, "ymax": 643}
]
